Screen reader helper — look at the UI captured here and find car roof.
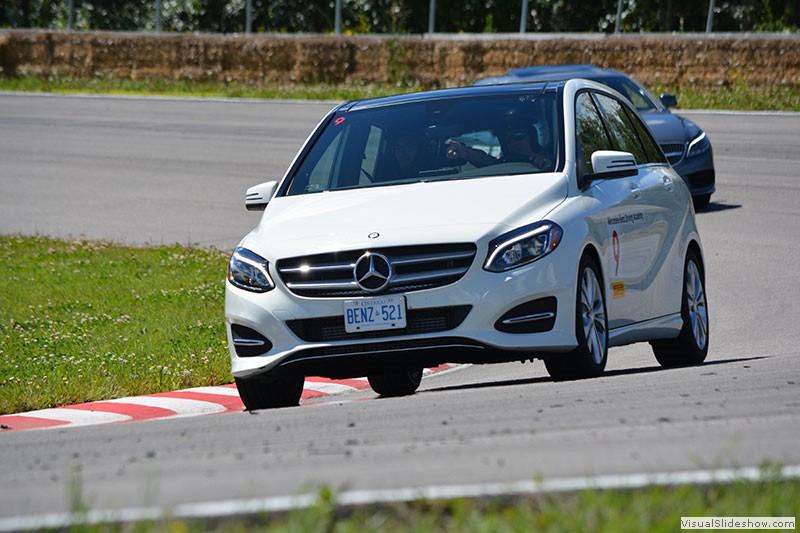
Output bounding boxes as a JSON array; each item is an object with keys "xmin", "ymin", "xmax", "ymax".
[
  {"xmin": 340, "ymin": 81, "xmax": 557, "ymax": 112},
  {"xmin": 507, "ymin": 64, "xmax": 619, "ymax": 80},
  {"xmin": 475, "ymin": 64, "xmax": 633, "ymax": 87}
]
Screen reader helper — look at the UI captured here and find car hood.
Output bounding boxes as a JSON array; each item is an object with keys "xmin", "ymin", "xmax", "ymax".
[
  {"xmin": 641, "ymin": 110, "xmax": 689, "ymax": 144},
  {"xmin": 241, "ymin": 173, "xmax": 569, "ymax": 259}
]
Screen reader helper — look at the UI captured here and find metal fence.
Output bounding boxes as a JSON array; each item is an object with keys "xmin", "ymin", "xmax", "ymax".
[{"xmin": 60, "ymin": 0, "xmax": 720, "ymax": 35}]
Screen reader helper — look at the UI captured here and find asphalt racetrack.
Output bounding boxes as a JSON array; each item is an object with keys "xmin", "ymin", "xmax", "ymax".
[{"xmin": 1, "ymin": 93, "xmax": 799, "ymax": 523}]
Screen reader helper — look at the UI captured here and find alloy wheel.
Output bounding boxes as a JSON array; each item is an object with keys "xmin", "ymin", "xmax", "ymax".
[{"xmin": 580, "ymin": 266, "xmax": 607, "ymax": 365}]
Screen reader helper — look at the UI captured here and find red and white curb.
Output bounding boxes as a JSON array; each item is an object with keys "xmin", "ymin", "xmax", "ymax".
[{"xmin": 0, "ymin": 365, "xmax": 454, "ymax": 433}]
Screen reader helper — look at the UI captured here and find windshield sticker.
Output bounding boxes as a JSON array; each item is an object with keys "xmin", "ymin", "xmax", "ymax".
[{"xmin": 334, "ymin": 117, "xmax": 346, "ymax": 126}]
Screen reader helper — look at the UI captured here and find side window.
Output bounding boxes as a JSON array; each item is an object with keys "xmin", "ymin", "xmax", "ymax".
[
  {"xmin": 594, "ymin": 93, "xmax": 648, "ymax": 165},
  {"xmin": 575, "ymin": 92, "xmax": 613, "ymax": 174},
  {"xmin": 626, "ymin": 108, "xmax": 667, "ymax": 164}
]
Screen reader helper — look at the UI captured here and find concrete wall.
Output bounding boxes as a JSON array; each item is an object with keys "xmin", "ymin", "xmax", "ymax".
[{"xmin": 1, "ymin": 30, "xmax": 798, "ymax": 89}]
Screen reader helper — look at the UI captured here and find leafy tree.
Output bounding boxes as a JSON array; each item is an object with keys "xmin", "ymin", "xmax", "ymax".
[{"xmin": 1, "ymin": 0, "xmax": 798, "ymax": 33}]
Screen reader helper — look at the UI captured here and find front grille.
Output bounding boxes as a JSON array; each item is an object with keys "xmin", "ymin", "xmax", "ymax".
[
  {"xmin": 276, "ymin": 244, "xmax": 477, "ymax": 298},
  {"xmin": 660, "ymin": 143, "xmax": 685, "ymax": 165},
  {"xmin": 286, "ymin": 305, "xmax": 472, "ymax": 342}
]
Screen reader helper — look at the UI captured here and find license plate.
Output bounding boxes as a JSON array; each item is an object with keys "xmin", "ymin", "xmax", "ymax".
[{"xmin": 344, "ymin": 295, "xmax": 407, "ymax": 333}]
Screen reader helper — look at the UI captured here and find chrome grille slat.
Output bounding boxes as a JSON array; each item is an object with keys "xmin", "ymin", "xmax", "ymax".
[
  {"xmin": 285, "ymin": 280, "xmax": 359, "ymax": 290},
  {"xmin": 280, "ymin": 262, "xmax": 355, "ymax": 274},
  {"xmin": 391, "ymin": 266, "xmax": 470, "ymax": 284},
  {"xmin": 660, "ymin": 143, "xmax": 685, "ymax": 165},
  {"xmin": 390, "ymin": 250, "xmax": 475, "ymax": 266},
  {"xmin": 276, "ymin": 244, "xmax": 476, "ymax": 298}
]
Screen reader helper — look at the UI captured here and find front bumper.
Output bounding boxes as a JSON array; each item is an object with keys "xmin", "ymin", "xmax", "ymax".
[
  {"xmin": 673, "ymin": 149, "xmax": 715, "ymax": 197},
  {"xmin": 225, "ymin": 252, "xmax": 578, "ymax": 380}
]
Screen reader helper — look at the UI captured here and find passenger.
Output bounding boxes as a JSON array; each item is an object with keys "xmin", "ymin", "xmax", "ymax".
[{"xmin": 385, "ymin": 131, "xmax": 422, "ymax": 180}]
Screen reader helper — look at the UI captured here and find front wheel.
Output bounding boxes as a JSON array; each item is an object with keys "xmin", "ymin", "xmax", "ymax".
[
  {"xmin": 368, "ymin": 368, "xmax": 423, "ymax": 397},
  {"xmin": 235, "ymin": 373, "xmax": 304, "ymax": 411},
  {"xmin": 545, "ymin": 255, "xmax": 608, "ymax": 381},
  {"xmin": 651, "ymin": 249, "xmax": 709, "ymax": 367}
]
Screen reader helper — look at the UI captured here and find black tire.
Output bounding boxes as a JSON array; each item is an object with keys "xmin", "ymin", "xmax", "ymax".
[
  {"xmin": 368, "ymin": 368, "xmax": 423, "ymax": 397},
  {"xmin": 545, "ymin": 255, "xmax": 608, "ymax": 381},
  {"xmin": 651, "ymin": 249, "xmax": 709, "ymax": 367},
  {"xmin": 235, "ymin": 373, "xmax": 304, "ymax": 411},
  {"xmin": 693, "ymin": 194, "xmax": 711, "ymax": 211}
]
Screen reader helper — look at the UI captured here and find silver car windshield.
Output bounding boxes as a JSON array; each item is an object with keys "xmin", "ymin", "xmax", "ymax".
[{"xmin": 286, "ymin": 94, "xmax": 560, "ymax": 196}]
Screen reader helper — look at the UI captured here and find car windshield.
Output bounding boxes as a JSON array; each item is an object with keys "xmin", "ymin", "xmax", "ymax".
[
  {"xmin": 599, "ymin": 77, "xmax": 658, "ymax": 112},
  {"xmin": 286, "ymin": 93, "xmax": 560, "ymax": 196}
]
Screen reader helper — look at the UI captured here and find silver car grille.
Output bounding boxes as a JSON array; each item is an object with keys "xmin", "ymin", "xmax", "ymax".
[
  {"xmin": 660, "ymin": 143, "xmax": 685, "ymax": 165},
  {"xmin": 275, "ymin": 244, "xmax": 477, "ymax": 297}
]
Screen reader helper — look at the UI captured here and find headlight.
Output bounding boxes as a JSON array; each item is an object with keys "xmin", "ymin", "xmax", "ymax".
[
  {"xmin": 228, "ymin": 247, "xmax": 275, "ymax": 293},
  {"xmin": 484, "ymin": 221, "xmax": 563, "ymax": 272},
  {"xmin": 687, "ymin": 132, "xmax": 710, "ymax": 158}
]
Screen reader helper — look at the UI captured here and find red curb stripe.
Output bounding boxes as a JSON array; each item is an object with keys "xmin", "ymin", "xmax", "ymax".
[
  {"xmin": 152, "ymin": 391, "xmax": 244, "ymax": 412},
  {"xmin": 0, "ymin": 415, "xmax": 70, "ymax": 432},
  {"xmin": 1, "ymin": 365, "xmax": 458, "ymax": 432},
  {"xmin": 60, "ymin": 402, "xmax": 178, "ymax": 421},
  {"xmin": 301, "ymin": 388, "xmax": 329, "ymax": 400},
  {"xmin": 305, "ymin": 376, "xmax": 371, "ymax": 389}
]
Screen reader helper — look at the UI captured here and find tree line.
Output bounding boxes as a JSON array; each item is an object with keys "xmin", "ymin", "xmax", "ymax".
[{"xmin": 2, "ymin": 0, "xmax": 798, "ymax": 34}]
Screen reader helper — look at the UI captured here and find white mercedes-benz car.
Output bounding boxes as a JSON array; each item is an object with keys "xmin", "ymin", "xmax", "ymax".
[{"xmin": 226, "ymin": 79, "xmax": 709, "ymax": 410}]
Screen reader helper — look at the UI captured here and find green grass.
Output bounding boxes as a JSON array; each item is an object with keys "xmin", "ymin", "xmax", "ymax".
[
  {"xmin": 51, "ymin": 475, "xmax": 800, "ymax": 532},
  {"xmin": 2, "ymin": 74, "xmax": 799, "ymax": 110},
  {"xmin": 0, "ymin": 235, "xmax": 231, "ymax": 415},
  {"xmin": 653, "ymin": 83, "xmax": 800, "ymax": 112},
  {"xmin": 0, "ymin": 74, "xmax": 425, "ymax": 101}
]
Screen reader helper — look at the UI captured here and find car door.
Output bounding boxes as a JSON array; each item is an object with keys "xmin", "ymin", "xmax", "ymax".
[
  {"xmin": 575, "ymin": 91, "xmax": 647, "ymax": 329},
  {"xmin": 592, "ymin": 92, "xmax": 683, "ymax": 324}
]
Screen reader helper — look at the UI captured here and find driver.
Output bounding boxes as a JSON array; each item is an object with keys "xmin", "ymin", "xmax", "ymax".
[{"xmin": 446, "ymin": 114, "xmax": 551, "ymax": 170}]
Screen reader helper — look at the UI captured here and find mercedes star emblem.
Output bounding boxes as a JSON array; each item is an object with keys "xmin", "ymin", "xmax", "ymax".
[{"xmin": 354, "ymin": 252, "xmax": 392, "ymax": 293}]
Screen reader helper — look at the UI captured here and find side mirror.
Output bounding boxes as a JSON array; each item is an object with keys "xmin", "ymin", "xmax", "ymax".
[
  {"xmin": 245, "ymin": 181, "xmax": 278, "ymax": 211},
  {"xmin": 586, "ymin": 151, "xmax": 638, "ymax": 181},
  {"xmin": 660, "ymin": 93, "xmax": 678, "ymax": 108}
]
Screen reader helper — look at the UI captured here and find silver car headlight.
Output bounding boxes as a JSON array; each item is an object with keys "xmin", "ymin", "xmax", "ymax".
[
  {"xmin": 484, "ymin": 221, "xmax": 563, "ymax": 272},
  {"xmin": 228, "ymin": 247, "xmax": 275, "ymax": 293},
  {"xmin": 687, "ymin": 132, "xmax": 710, "ymax": 158}
]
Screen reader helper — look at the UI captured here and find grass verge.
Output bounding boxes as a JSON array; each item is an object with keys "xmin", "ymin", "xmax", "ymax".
[
  {"xmin": 1, "ymin": 74, "xmax": 799, "ymax": 111},
  {"xmin": 0, "ymin": 74, "xmax": 424, "ymax": 101},
  {"xmin": 0, "ymin": 234, "xmax": 231, "ymax": 415},
  {"xmin": 48, "ymin": 475, "xmax": 800, "ymax": 532}
]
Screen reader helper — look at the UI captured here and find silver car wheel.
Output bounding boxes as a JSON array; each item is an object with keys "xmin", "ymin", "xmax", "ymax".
[
  {"xmin": 580, "ymin": 266, "xmax": 607, "ymax": 365},
  {"xmin": 686, "ymin": 259, "xmax": 708, "ymax": 351}
]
